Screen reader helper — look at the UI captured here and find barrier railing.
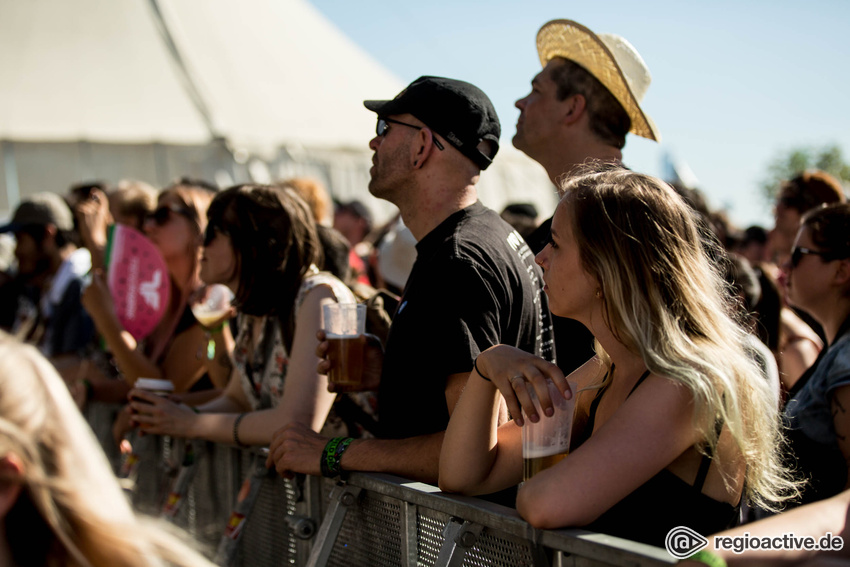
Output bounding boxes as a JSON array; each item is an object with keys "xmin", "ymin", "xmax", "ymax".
[{"xmin": 85, "ymin": 401, "xmax": 676, "ymax": 567}]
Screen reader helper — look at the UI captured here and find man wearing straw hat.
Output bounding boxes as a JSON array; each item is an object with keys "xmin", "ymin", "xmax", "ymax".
[{"xmin": 514, "ymin": 19, "xmax": 661, "ymax": 375}]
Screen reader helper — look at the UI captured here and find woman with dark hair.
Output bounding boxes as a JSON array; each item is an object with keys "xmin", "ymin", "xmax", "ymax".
[
  {"xmin": 129, "ymin": 184, "xmax": 355, "ymax": 446},
  {"xmin": 781, "ymin": 203, "xmax": 850, "ymax": 507}
]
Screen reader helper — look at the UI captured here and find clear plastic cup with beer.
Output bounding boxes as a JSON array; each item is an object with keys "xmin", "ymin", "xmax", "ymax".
[
  {"xmin": 322, "ymin": 303, "xmax": 367, "ymax": 387},
  {"xmin": 521, "ymin": 380, "xmax": 577, "ymax": 482}
]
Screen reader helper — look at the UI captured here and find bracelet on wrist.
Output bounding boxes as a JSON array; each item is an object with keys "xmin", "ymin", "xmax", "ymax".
[
  {"xmin": 232, "ymin": 413, "xmax": 248, "ymax": 448},
  {"xmin": 206, "ymin": 319, "xmax": 229, "ymax": 334},
  {"xmin": 320, "ymin": 437, "xmax": 354, "ymax": 479},
  {"xmin": 473, "ymin": 356, "xmax": 491, "ymax": 382},
  {"xmin": 685, "ymin": 550, "xmax": 726, "ymax": 567}
]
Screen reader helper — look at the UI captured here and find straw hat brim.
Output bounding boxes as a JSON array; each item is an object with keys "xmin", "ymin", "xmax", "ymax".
[{"xmin": 536, "ymin": 19, "xmax": 660, "ymax": 142}]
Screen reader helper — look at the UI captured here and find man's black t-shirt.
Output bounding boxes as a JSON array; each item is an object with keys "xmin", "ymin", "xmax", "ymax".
[
  {"xmin": 525, "ymin": 217, "xmax": 595, "ymax": 376},
  {"xmin": 378, "ymin": 201, "xmax": 554, "ymax": 439}
]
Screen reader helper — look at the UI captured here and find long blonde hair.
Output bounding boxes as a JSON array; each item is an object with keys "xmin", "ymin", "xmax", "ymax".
[
  {"xmin": 561, "ymin": 164, "xmax": 799, "ymax": 510},
  {"xmin": 0, "ymin": 332, "xmax": 215, "ymax": 567}
]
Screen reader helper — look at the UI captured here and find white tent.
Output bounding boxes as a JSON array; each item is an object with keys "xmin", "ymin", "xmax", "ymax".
[{"xmin": 0, "ymin": 0, "xmax": 555, "ymax": 222}]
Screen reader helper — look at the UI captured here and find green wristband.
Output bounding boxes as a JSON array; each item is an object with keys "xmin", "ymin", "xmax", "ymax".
[{"xmin": 686, "ymin": 550, "xmax": 726, "ymax": 567}]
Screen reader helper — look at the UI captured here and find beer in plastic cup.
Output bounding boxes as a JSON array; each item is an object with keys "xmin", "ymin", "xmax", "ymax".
[
  {"xmin": 322, "ymin": 304, "xmax": 367, "ymax": 386},
  {"xmin": 132, "ymin": 378, "xmax": 175, "ymax": 412},
  {"xmin": 521, "ymin": 380, "xmax": 577, "ymax": 482}
]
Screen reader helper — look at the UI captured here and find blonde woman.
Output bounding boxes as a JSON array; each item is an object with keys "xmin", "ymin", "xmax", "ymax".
[
  {"xmin": 0, "ymin": 332, "xmax": 214, "ymax": 567},
  {"xmin": 440, "ymin": 165, "xmax": 798, "ymax": 546}
]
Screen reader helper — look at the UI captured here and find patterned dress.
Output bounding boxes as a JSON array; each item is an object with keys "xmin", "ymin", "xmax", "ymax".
[{"xmin": 232, "ymin": 268, "xmax": 376, "ymax": 437}]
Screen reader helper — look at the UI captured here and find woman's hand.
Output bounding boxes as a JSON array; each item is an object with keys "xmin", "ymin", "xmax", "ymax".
[
  {"xmin": 81, "ymin": 270, "xmax": 117, "ymax": 325},
  {"xmin": 75, "ymin": 189, "xmax": 112, "ymax": 269},
  {"xmin": 128, "ymin": 389, "xmax": 198, "ymax": 438},
  {"xmin": 315, "ymin": 330, "xmax": 384, "ymax": 393},
  {"xmin": 476, "ymin": 345, "xmax": 571, "ymax": 426}
]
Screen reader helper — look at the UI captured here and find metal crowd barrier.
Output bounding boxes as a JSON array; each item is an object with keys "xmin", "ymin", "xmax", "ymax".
[{"xmin": 84, "ymin": 401, "xmax": 676, "ymax": 567}]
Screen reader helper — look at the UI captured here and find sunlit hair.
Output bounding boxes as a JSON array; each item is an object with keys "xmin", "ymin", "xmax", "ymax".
[
  {"xmin": 205, "ymin": 184, "xmax": 321, "ymax": 351},
  {"xmin": 277, "ymin": 177, "xmax": 334, "ymax": 227},
  {"xmin": 560, "ymin": 162, "xmax": 799, "ymax": 510},
  {"xmin": 110, "ymin": 180, "xmax": 158, "ymax": 230},
  {"xmin": 159, "ymin": 180, "xmax": 216, "ymax": 240},
  {"xmin": 0, "ymin": 332, "xmax": 215, "ymax": 567}
]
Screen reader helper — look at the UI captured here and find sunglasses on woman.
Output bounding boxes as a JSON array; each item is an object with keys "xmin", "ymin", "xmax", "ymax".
[
  {"xmin": 790, "ymin": 246, "xmax": 837, "ymax": 268},
  {"xmin": 148, "ymin": 203, "xmax": 194, "ymax": 227}
]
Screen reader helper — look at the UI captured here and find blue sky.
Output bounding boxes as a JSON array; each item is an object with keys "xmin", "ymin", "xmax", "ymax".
[{"xmin": 310, "ymin": 0, "xmax": 850, "ymax": 228}]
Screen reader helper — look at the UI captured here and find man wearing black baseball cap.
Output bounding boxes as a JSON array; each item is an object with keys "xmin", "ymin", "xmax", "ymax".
[{"xmin": 269, "ymin": 76, "xmax": 554, "ymax": 487}]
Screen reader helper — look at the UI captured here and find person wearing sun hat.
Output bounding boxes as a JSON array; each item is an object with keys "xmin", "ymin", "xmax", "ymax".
[
  {"xmin": 267, "ymin": 76, "xmax": 554, "ymax": 488},
  {"xmin": 513, "ymin": 19, "xmax": 662, "ymax": 377}
]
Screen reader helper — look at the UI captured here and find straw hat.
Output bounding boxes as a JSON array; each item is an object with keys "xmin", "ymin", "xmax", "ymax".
[{"xmin": 536, "ymin": 19, "xmax": 660, "ymax": 142}]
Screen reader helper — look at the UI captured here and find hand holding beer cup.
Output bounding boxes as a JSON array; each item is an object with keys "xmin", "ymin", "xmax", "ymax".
[
  {"xmin": 521, "ymin": 379, "xmax": 577, "ymax": 481},
  {"xmin": 320, "ymin": 303, "xmax": 373, "ymax": 392}
]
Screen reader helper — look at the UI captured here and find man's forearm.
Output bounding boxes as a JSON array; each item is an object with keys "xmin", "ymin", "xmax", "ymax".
[{"xmin": 340, "ymin": 432, "xmax": 445, "ymax": 484}]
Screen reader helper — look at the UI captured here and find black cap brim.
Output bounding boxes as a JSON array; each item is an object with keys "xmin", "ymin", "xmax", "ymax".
[{"xmin": 364, "ymin": 99, "xmax": 404, "ymax": 116}]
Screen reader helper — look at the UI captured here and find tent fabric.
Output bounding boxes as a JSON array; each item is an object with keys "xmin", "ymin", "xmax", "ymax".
[
  {"xmin": 0, "ymin": 0, "xmax": 403, "ymax": 152},
  {"xmin": 0, "ymin": 0, "xmax": 557, "ymax": 222}
]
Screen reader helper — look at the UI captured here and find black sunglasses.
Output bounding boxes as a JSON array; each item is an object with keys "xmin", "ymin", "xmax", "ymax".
[
  {"xmin": 148, "ymin": 203, "xmax": 194, "ymax": 227},
  {"xmin": 376, "ymin": 118, "xmax": 444, "ymax": 150},
  {"xmin": 790, "ymin": 246, "xmax": 836, "ymax": 268}
]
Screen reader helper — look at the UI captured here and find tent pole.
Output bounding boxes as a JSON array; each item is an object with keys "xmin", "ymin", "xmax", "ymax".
[{"xmin": 2, "ymin": 141, "xmax": 20, "ymax": 211}]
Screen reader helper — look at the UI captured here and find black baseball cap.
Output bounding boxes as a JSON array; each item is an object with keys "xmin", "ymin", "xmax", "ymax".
[
  {"xmin": 364, "ymin": 76, "xmax": 501, "ymax": 170},
  {"xmin": 0, "ymin": 192, "xmax": 74, "ymax": 233}
]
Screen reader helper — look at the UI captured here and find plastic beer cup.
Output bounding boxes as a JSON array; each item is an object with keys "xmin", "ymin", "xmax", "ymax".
[
  {"xmin": 322, "ymin": 303, "xmax": 367, "ymax": 386},
  {"xmin": 521, "ymin": 380, "xmax": 577, "ymax": 481}
]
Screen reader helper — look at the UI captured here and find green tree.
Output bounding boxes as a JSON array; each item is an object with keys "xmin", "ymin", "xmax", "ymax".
[{"xmin": 760, "ymin": 144, "xmax": 850, "ymax": 202}]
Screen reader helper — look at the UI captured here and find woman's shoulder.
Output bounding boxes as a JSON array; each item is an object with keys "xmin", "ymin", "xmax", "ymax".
[
  {"xmin": 298, "ymin": 270, "xmax": 355, "ymax": 306},
  {"xmin": 780, "ymin": 309, "xmax": 824, "ymax": 351}
]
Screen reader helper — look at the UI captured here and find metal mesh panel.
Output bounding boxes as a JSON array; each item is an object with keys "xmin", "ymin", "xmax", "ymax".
[
  {"xmin": 417, "ymin": 508, "xmax": 451, "ymax": 567},
  {"xmin": 232, "ymin": 473, "xmax": 299, "ymax": 567},
  {"xmin": 168, "ymin": 443, "xmax": 236, "ymax": 554},
  {"xmin": 463, "ymin": 529, "xmax": 536, "ymax": 567},
  {"xmin": 129, "ymin": 434, "xmax": 172, "ymax": 515},
  {"xmin": 327, "ymin": 492, "xmax": 403, "ymax": 567},
  {"xmin": 83, "ymin": 401, "xmax": 124, "ymax": 471}
]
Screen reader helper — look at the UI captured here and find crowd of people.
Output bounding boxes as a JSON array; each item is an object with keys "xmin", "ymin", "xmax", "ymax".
[{"xmin": 0, "ymin": 16, "xmax": 848, "ymax": 567}]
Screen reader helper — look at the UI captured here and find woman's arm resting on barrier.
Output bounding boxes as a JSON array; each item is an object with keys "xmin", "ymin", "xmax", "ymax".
[
  {"xmin": 517, "ymin": 372, "xmax": 699, "ymax": 529},
  {"xmin": 439, "ymin": 345, "xmax": 572, "ymax": 495},
  {"xmin": 439, "ymin": 357, "xmax": 522, "ymax": 494},
  {"xmin": 276, "ymin": 285, "xmax": 339, "ymax": 432}
]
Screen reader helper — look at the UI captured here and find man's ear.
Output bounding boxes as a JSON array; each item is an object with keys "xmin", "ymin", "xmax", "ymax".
[
  {"xmin": 562, "ymin": 93, "xmax": 587, "ymax": 126},
  {"xmin": 410, "ymin": 128, "xmax": 437, "ymax": 169},
  {"xmin": 0, "ymin": 454, "xmax": 24, "ymax": 520}
]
